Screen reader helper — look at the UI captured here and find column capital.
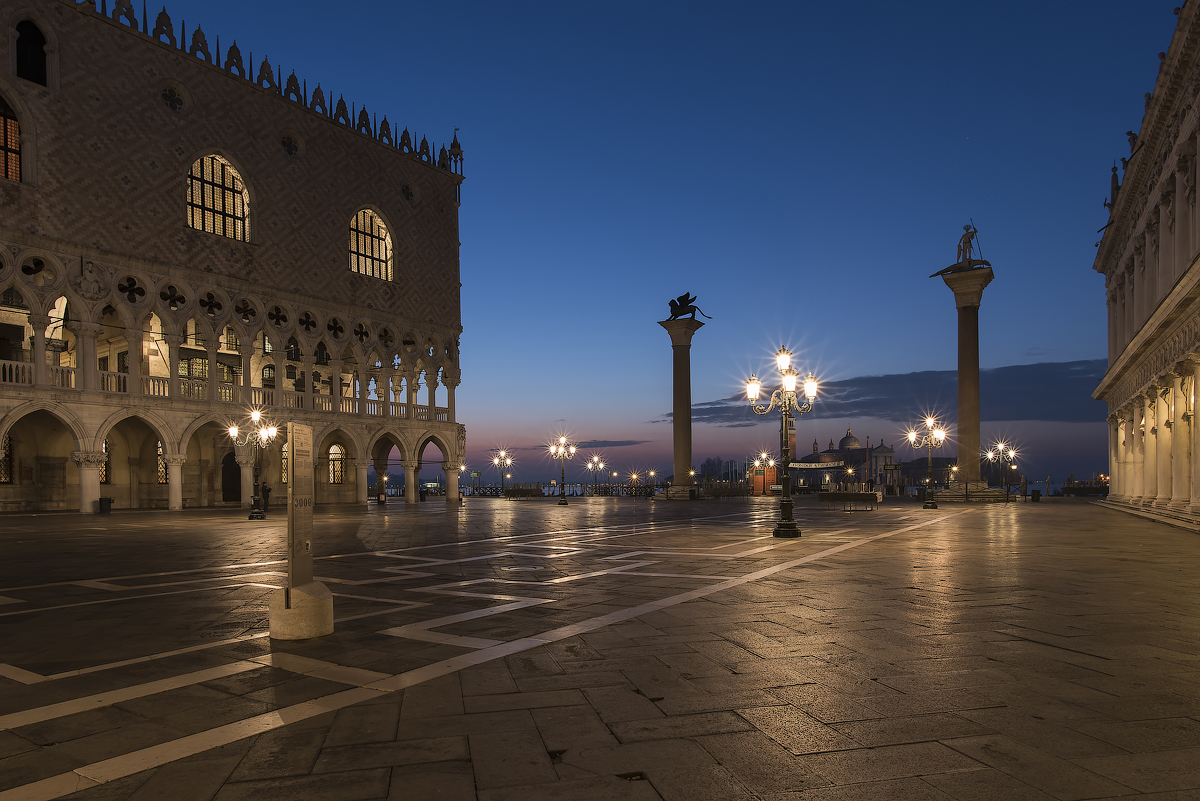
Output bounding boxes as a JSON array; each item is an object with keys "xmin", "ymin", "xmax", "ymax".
[
  {"xmin": 658, "ymin": 318, "xmax": 705, "ymax": 348},
  {"xmin": 27, "ymin": 313, "xmax": 50, "ymax": 327},
  {"xmin": 72, "ymin": 451, "xmax": 107, "ymax": 469},
  {"xmin": 67, "ymin": 322, "xmax": 105, "ymax": 338},
  {"xmin": 940, "ymin": 267, "xmax": 994, "ymax": 309},
  {"xmin": 164, "ymin": 455, "xmax": 187, "ymax": 467},
  {"xmin": 162, "ymin": 334, "xmax": 185, "ymax": 347}
]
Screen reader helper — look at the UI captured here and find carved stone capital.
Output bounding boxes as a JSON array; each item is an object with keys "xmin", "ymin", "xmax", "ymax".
[
  {"xmin": 72, "ymin": 451, "xmax": 107, "ymax": 469},
  {"xmin": 163, "ymin": 455, "xmax": 187, "ymax": 467}
]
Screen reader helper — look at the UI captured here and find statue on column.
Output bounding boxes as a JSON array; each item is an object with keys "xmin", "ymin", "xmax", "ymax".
[
  {"xmin": 930, "ymin": 223, "xmax": 992, "ymax": 277},
  {"xmin": 667, "ymin": 292, "xmax": 712, "ymax": 321}
]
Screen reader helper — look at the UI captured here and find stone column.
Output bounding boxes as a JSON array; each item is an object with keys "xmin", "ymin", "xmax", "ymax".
[
  {"xmin": 125, "ymin": 325, "xmax": 143, "ymax": 395},
  {"xmin": 273, "ymin": 351, "xmax": 287, "ymax": 407},
  {"xmin": 73, "ymin": 451, "xmax": 105, "ymax": 514},
  {"xmin": 406, "ymin": 374, "xmax": 419, "ymax": 419},
  {"xmin": 328, "ymin": 359, "xmax": 343, "ymax": 409},
  {"xmin": 166, "ymin": 454, "xmax": 186, "ymax": 511},
  {"xmin": 1155, "ymin": 381, "xmax": 1174, "ymax": 507},
  {"xmin": 301, "ymin": 357, "xmax": 314, "ymax": 410},
  {"xmin": 426, "ymin": 373, "xmax": 439, "ymax": 412},
  {"xmin": 379, "ymin": 367, "xmax": 393, "ymax": 418},
  {"xmin": 940, "ymin": 268, "xmax": 994, "ymax": 483},
  {"xmin": 358, "ymin": 365, "xmax": 369, "ymax": 418},
  {"xmin": 355, "ymin": 459, "xmax": 369, "ymax": 505},
  {"xmin": 402, "ymin": 460, "xmax": 418, "ymax": 504},
  {"xmin": 206, "ymin": 343, "xmax": 219, "ymax": 402},
  {"xmin": 1143, "ymin": 390, "xmax": 1158, "ymax": 505},
  {"xmin": 1108, "ymin": 414, "xmax": 1121, "ymax": 501},
  {"xmin": 127, "ymin": 457, "xmax": 139, "ymax": 508},
  {"xmin": 658, "ymin": 318, "xmax": 705, "ymax": 497},
  {"xmin": 446, "ymin": 379, "xmax": 458, "ymax": 422},
  {"xmin": 1148, "ymin": 218, "xmax": 1161, "ymax": 315},
  {"xmin": 71, "ymin": 323, "xmax": 103, "ymax": 391},
  {"xmin": 1129, "ymin": 404, "xmax": 1144, "ymax": 504},
  {"xmin": 1190, "ymin": 359, "xmax": 1200, "ymax": 513},
  {"xmin": 237, "ymin": 455, "xmax": 254, "ymax": 508},
  {"xmin": 29, "ymin": 313, "xmax": 48, "ymax": 386},
  {"xmin": 443, "ymin": 462, "xmax": 460, "ymax": 504},
  {"xmin": 240, "ymin": 341, "xmax": 255, "ymax": 404},
  {"xmin": 164, "ymin": 334, "xmax": 183, "ymax": 400},
  {"xmin": 1162, "ymin": 187, "xmax": 1177, "ymax": 287},
  {"xmin": 1171, "ymin": 364, "xmax": 1192, "ymax": 509}
]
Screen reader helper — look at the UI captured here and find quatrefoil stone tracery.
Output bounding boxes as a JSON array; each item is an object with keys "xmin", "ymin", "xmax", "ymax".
[
  {"xmin": 160, "ymin": 285, "xmax": 186, "ymax": 310},
  {"xmin": 268, "ymin": 306, "xmax": 288, "ymax": 328},
  {"xmin": 234, "ymin": 300, "xmax": 257, "ymax": 323},
  {"xmin": 117, "ymin": 277, "xmax": 146, "ymax": 303},
  {"xmin": 354, "ymin": 324, "xmax": 370, "ymax": 343},
  {"xmin": 298, "ymin": 312, "xmax": 317, "ymax": 333},
  {"xmin": 199, "ymin": 293, "xmax": 223, "ymax": 317},
  {"xmin": 327, "ymin": 318, "xmax": 344, "ymax": 339}
]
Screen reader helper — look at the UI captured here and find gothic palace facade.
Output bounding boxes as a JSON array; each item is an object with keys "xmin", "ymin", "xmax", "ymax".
[
  {"xmin": 1096, "ymin": 4, "xmax": 1200, "ymax": 514},
  {"xmin": 0, "ymin": 0, "xmax": 466, "ymax": 512}
]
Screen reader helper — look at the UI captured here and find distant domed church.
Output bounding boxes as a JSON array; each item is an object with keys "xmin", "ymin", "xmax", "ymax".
[{"xmin": 791, "ymin": 428, "xmax": 896, "ymax": 488}]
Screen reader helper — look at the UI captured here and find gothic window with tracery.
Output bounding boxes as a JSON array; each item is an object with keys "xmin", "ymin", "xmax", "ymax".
[
  {"xmin": 348, "ymin": 210, "xmax": 393, "ymax": 281},
  {"xmin": 328, "ymin": 444, "xmax": 345, "ymax": 484},
  {"xmin": 0, "ymin": 95, "xmax": 20, "ymax": 182},
  {"xmin": 262, "ymin": 364, "xmax": 275, "ymax": 387},
  {"xmin": 156, "ymin": 441, "xmax": 167, "ymax": 484},
  {"xmin": 15, "ymin": 21, "xmax": 46, "ymax": 86},
  {"xmin": 187, "ymin": 155, "xmax": 250, "ymax": 241},
  {"xmin": 0, "ymin": 434, "xmax": 12, "ymax": 483},
  {"xmin": 99, "ymin": 439, "xmax": 111, "ymax": 484}
]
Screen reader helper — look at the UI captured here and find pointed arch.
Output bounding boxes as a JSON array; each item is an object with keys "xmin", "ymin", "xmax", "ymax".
[
  {"xmin": 93, "ymin": 408, "xmax": 175, "ymax": 454},
  {"xmin": 0, "ymin": 399, "xmax": 86, "ymax": 451},
  {"xmin": 186, "ymin": 151, "xmax": 252, "ymax": 242},
  {"xmin": 367, "ymin": 427, "xmax": 410, "ymax": 463},
  {"xmin": 348, "ymin": 206, "xmax": 394, "ymax": 281}
]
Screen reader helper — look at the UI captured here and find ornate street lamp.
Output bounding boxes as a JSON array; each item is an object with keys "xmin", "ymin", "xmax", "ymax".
[
  {"xmin": 746, "ymin": 348, "xmax": 818, "ymax": 538},
  {"xmin": 227, "ymin": 409, "xmax": 278, "ymax": 520},
  {"xmin": 585, "ymin": 455, "xmax": 605, "ymax": 496},
  {"xmin": 491, "ymin": 449, "xmax": 513, "ymax": 498},
  {"xmin": 907, "ymin": 416, "xmax": 947, "ymax": 510},
  {"xmin": 548, "ymin": 436, "xmax": 576, "ymax": 505},
  {"xmin": 985, "ymin": 442, "xmax": 1018, "ymax": 502},
  {"xmin": 648, "ymin": 470, "xmax": 656, "ymax": 496},
  {"xmin": 752, "ymin": 452, "xmax": 776, "ymax": 497}
]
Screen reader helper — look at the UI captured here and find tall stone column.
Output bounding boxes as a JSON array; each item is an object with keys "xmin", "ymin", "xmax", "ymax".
[
  {"xmin": 940, "ymin": 268, "xmax": 993, "ymax": 483},
  {"xmin": 403, "ymin": 460, "xmax": 419, "ymax": 504},
  {"xmin": 355, "ymin": 459, "xmax": 369, "ymax": 504},
  {"xmin": 379, "ymin": 367, "xmax": 393, "ymax": 418},
  {"xmin": 73, "ymin": 451, "xmax": 105, "ymax": 514},
  {"xmin": 237, "ymin": 455, "xmax": 255, "ymax": 509},
  {"xmin": 29, "ymin": 314, "xmax": 49, "ymax": 386},
  {"xmin": 125, "ymin": 325, "xmax": 143, "ymax": 395},
  {"xmin": 164, "ymin": 334, "xmax": 183, "ymax": 400},
  {"xmin": 658, "ymin": 318, "xmax": 705, "ymax": 498},
  {"xmin": 1130, "ymin": 405, "xmax": 1144, "ymax": 504},
  {"xmin": 1190, "ymin": 359, "xmax": 1200, "ymax": 514},
  {"xmin": 240, "ymin": 341, "xmax": 255, "ymax": 404},
  {"xmin": 166, "ymin": 455, "xmax": 186, "ymax": 511},
  {"xmin": 1107, "ymin": 414, "xmax": 1121, "ymax": 501},
  {"xmin": 1143, "ymin": 391, "xmax": 1158, "ymax": 505},
  {"xmin": 1156, "ymin": 382, "xmax": 1173, "ymax": 507},
  {"xmin": 443, "ymin": 463, "xmax": 460, "ymax": 504},
  {"xmin": 406, "ymin": 374, "xmax": 419, "ymax": 419},
  {"xmin": 1171, "ymin": 364, "xmax": 1192, "ymax": 510}
]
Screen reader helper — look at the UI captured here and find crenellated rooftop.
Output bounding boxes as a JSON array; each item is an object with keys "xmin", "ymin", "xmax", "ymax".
[{"xmin": 74, "ymin": 0, "xmax": 464, "ymax": 180}]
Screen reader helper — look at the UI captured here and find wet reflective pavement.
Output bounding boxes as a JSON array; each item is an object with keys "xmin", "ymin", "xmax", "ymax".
[{"xmin": 0, "ymin": 498, "xmax": 1197, "ymax": 800}]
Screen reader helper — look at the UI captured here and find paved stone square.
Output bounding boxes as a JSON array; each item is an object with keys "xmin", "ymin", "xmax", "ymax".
[{"xmin": 0, "ymin": 497, "xmax": 1197, "ymax": 800}]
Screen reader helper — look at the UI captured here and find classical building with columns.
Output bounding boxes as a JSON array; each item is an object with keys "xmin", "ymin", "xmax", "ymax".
[
  {"xmin": 1095, "ymin": 4, "xmax": 1200, "ymax": 516},
  {"xmin": 0, "ymin": 0, "xmax": 465, "ymax": 513}
]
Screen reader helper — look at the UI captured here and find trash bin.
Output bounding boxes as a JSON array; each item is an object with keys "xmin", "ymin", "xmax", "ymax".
[
  {"xmin": 1031, "ymin": 490, "xmax": 1041, "ymax": 502},
  {"xmin": 419, "ymin": 488, "xmax": 427, "ymax": 502},
  {"xmin": 98, "ymin": 497, "xmax": 113, "ymax": 514}
]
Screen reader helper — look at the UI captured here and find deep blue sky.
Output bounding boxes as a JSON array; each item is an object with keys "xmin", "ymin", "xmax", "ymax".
[{"xmin": 173, "ymin": 0, "xmax": 1176, "ymax": 484}]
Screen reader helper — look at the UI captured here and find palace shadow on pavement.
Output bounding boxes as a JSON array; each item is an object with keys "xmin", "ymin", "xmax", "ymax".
[{"xmin": 0, "ymin": 497, "xmax": 1198, "ymax": 800}]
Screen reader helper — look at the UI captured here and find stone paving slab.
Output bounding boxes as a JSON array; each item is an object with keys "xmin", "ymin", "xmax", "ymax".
[{"xmin": 0, "ymin": 498, "xmax": 1197, "ymax": 798}]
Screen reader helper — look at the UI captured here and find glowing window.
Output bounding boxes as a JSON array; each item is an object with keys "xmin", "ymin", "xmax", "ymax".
[
  {"xmin": 348, "ymin": 210, "xmax": 393, "ymax": 281},
  {"xmin": 100, "ymin": 439, "xmax": 111, "ymax": 484},
  {"xmin": 328, "ymin": 444, "xmax": 345, "ymax": 484},
  {"xmin": 0, "ymin": 95, "xmax": 19, "ymax": 182},
  {"xmin": 0, "ymin": 434, "xmax": 12, "ymax": 483},
  {"xmin": 187, "ymin": 155, "xmax": 250, "ymax": 241},
  {"xmin": 156, "ymin": 441, "xmax": 167, "ymax": 484}
]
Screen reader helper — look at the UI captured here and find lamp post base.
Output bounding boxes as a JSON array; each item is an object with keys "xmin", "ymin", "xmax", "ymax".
[
  {"xmin": 773, "ymin": 520, "xmax": 801, "ymax": 538},
  {"xmin": 923, "ymin": 499, "xmax": 939, "ymax": 510},
  {"xmin": 558, "ymin": 497, "xmax": 568, "ymax": 506},
  {"xmin": 248, "ymin": 496, "xmax": 266, "ymax": 520}
]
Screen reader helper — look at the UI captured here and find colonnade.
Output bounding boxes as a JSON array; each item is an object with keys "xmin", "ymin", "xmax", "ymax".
[{"xmin": 1108, "ymin": 359, "xmax": 1200, "ymax": 512}]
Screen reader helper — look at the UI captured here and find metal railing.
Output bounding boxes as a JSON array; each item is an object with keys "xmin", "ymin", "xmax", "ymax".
[{"xmin": 0, "ymin": 359, "xmax": 32, "ymax": 385}]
